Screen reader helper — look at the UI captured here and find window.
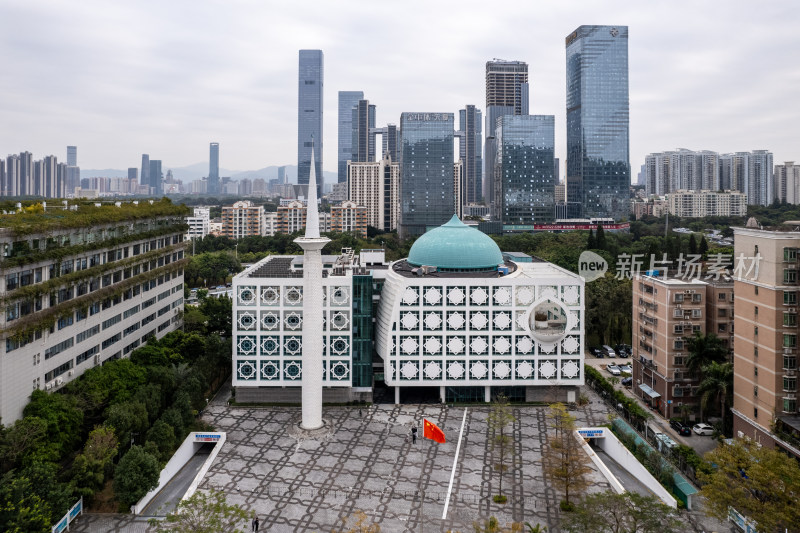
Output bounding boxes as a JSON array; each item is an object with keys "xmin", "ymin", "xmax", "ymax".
[
  {"xmin": 674, "ymin": 294, "xmax": 684, "ymax": 303},
  {"xmin": 673, "ymin": 309, "xmax": 682, "ymax": 318},
  {"xmin": 718, "ymin": 324, "xmax": 727, "ymax": 332},
  {"xmin": 754, "ymin": 367, "xmax": 758, "ymax": 377},
  {"xmin": 692, "ymin": 293, "xmax": 701, "ymax": 303},
  {"xmin": 784, "ymin": 398, "xmax": 797, "ymax": 413},
  {"xmin": 76, "ymin": 325, "xmax": 100, "ymax": 344},
  {"xmin": 786, "ymin": 291, "xmax": 798, "ymax": 305},
  {"xmin": 718, "ymin": 292, "xmax": 726, "ymax": 300},
  {"xmin": 674, "ymin": 325, "xmax": 683, "ymax": 334},
  {"xmin": 718, "ymin": 308, "xmax": 727, "ymax": 317},
  {"xmin": 785, "ymin": 269, "xmax": 797, "ymax": 284},
  {"xmin": 755, "ymin": 326, "xmax": 759, "ymax": 336},
  {"xmin": 57, "ymin": 315, "xmax": 74, "ymax": 330},
  {"xmin": 785, "ymin": 313, "xmax": 798, "ymax": 326},
  {"xmin": 785, "ymin": 355, "xmax": 797, "ymax": 369},
  {"xmin": 102, "ymin": 314, "xmax": 122, "ymax": 330},
  {"xmin": 674, "ymin": 356, "xmax": 684, "ymax": 366},
  {"xmin": 784, "ymin": 334, "xmax": 797, "ymax": 348},
  {"xmin": 674, "ymin": 339, "xmax": 684, "ymax": 350},
  {"xmin": 754, "ymin": 386, "xmax": 758, "ymax": 397},
  {"xmin": 692, "ymin": 309, "xmax": 702, "ymax": 318},
  {"xmin": 44, "ymin": 338, "xmax": 74, "ymax": 360},
  {"xmin": 693, "ymin": 325, "xmax": 701, "ymax": 333},
  {"xmin": 755, "ymin": 306, "xmax": 758, "ymax": 316},
  {"xmin": 785, "ymin": 248, "xmax": 798, "ymax": 261},
  {"xmin": 784, "ymin": 376, "xmax": 797, "ymax": 392},
  {"xmin": 76, "ymin": 345, "xmax": 98, "ymax": 365},
  {"xmin": 754, "ymin": 407, "xmax": 758, "ymax": 419},
  {"xmin": 755, "ymin": 346, "xmax": 759, "ymax": 357},
  {"xmin": 754, "ymin": 286, "xmax": 758, "ymax": 295}
]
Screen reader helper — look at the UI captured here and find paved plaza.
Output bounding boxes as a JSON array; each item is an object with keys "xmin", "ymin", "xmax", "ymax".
[{"xmin": 71, "ymin": 386, "xmax": 733, "ymax": 532}]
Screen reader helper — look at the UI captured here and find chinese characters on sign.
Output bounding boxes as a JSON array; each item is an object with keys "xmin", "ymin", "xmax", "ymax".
[{"xmin": 613, "ymin": 253, "xmax": 760, "ymax": 281}]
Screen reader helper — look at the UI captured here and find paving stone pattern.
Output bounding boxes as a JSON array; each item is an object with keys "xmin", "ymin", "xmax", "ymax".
[{"xmin": 75, "ymin": 389, "xmax": 734, "ymax": 533}]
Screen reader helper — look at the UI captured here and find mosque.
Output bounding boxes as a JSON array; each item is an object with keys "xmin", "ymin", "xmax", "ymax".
[{"xmin": 232, "ymin": 214, "xmax": 585, "ymax": 406}]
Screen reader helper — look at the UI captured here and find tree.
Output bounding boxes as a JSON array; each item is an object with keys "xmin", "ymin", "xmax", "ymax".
[
  {"xmin": 486, "ymin": 393, "xmax": 516, "ymax": 502},
  {"xmin": 696, "ymin": 361, "xmax": 733, "ymax": 433},
  {"xmin": 332, "ymin": 510, "xmax": 381, "ymax": 533},
  {"xmin": 22, "ymin": 390, "xmax": 83, "ymax": 461},
  {"xmin": 105, "ymin": 401, "xmax": 149, "ymax": 445},
  {"xmin": 699, "ymin": 438, "xmax": 800, "ymax": 532},
  {"xmin": 151, "ymin": 488, "xmax": 250, "ymax": 533},
  {"xmin": 561, "ymin": 491, "xmax": 681, "ymax": 533},
  {"xmin": 0, "ymin": 416, "xmax": 48, "ymax": 469},
  {"xmin": 595, "ymin": 224, "xmax": 606, "ymax": 250},
  {"xmin": 471, "ymin": 516, "xmax": 524, "ymax": 532},
  {"xmin": 699, "ymin": 235, "xmax": 709, "ymax": 257},
  {"xmin": 0, "ymin": 472, "xmax": 52, "ymax": 533},
  {"xmin": 685, "ymin": 332, "xmax": 727, "ymax": 376},
  {"xmin": 586, "ymin": 228, "xmax": 596, "ymax": 249},
  {"xmin": 146, "ymin": 420, "xmax": 176, "ymax": 462},
  {"xmin": 543, "ymin": 403, "xmax": 592, "ymax": 507},
  {"xmin": 113, "ymin": 445, "xmax": 160, "ymax": 507},
  {"xmin": 688, "ymin": 233, "xmax": 697, "ymax": 255}
]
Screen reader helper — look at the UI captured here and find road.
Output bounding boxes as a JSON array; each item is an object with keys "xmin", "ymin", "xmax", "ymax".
[
  {"xmin": 138, "ymin": 443, "xmax": 215, "ymax": 516},
  {"xmin": 593, "ymin": 447, "xmax": 655, "ymax": 498},
  {"xmin": 584, "ymin": 351, "xmax": 719, "ymax": 457}
]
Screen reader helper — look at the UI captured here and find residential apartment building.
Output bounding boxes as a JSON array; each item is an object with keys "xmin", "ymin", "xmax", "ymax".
[
  {"xmin": 330, "ymin": 201, "xmax": 367, "ymax": 238},
  {"xmin": 774, "ymin": 162, "xmax": 800, "ymax": 204},
  {"xmin": 274, "ymin": 201, "xmax": 331, "ymax": 235},
  {"xmin": 667, "ymin": 190, "xmax": 747, "ymax": 218},
  {"xmin": 632, "ymin": 274, "xmax": 733, "ymax": 420},
  {"xmin": 348, "ymin": 154, "xmax": 400, "ymax": 232},
  {"xmin": 631, "ymin": 198, "xmax": 668, "ymax": 219},
  {"xmin": 0, "ymin": 200, "xmax": 188, "ymax": 423},
  {"xmin": 732, "ymin": 225, "xmax": 800, "ymax": 458},
  {"xmin": 221, "ymin": 201, "xmax": 265, "ymax": 238},
  {"xmin": 187, "ymin": 207, "xmax": 211, "ymax": 240}
]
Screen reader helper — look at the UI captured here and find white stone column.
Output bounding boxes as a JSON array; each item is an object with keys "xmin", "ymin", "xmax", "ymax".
[{"xmin": 296, "ymin": 237, "xmax": 329, "ymax": 429}]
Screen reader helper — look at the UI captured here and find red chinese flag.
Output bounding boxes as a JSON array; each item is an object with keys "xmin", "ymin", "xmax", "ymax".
[{"xmin": 423, "ymin": 419, "xmax": 446, "ymax": 443}]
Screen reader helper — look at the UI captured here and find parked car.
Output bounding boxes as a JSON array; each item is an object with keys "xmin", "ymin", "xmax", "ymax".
[
  {"xmin": 590, "ymin": 347, "xmax": 604, "ymax": 358},
  {"xmin": 670, "ymin": 419, "xmax": 692, "ymax": 436},
  {"xmin": 606, "ymin": 364, "xmax": 621, "ymax": 376},
  {"xmin": 692, "ymin": 423, "xmax": 714, "ymax": 436},
  {"xmin": 621, "ymin": 376, "xmax": 632, "ymax": 387},
  {"xmin": 618, "ymin": 364, "xmax": 632, "ymax": 374},
  {"xmin": 602, "ymin": 345, "xmax": 616, "ymax": 358}
]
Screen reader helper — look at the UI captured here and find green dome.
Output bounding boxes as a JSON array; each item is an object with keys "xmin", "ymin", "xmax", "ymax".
[{"xmin": 407, "ymin": 215, "xmax": 503, "ymax": 271}]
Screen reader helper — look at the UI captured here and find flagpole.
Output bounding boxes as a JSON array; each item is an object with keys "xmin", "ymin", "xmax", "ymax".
[{"xmin": 442, "ymin": 408, "xmax": 468, "ymax": 520}]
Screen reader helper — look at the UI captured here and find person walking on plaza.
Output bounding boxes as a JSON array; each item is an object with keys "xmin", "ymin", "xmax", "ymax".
[
  {"xmin": 251, "ymin": 515, "xmax": 260, "ymax": 532},
  {"xmin": 411, "ymin": 425, "xmax": 417, "ymax": 444}
]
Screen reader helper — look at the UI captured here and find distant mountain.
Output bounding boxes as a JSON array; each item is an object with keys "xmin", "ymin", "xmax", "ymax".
[{"xmin": 82, "ymin": 164, "xmax": 336, "ymax": 185}]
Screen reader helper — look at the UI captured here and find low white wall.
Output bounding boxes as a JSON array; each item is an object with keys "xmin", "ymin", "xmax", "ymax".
[
  {"xmin": 131, "ymin": 432, "xmax": 224, "ymax": 515},
  {"xmin": 574, "ymin": 430, "xmax": 625, "ymax": 494},
  {"xmin": 580, "ymin": 427, "xmax": 677, "ymax": 509}
]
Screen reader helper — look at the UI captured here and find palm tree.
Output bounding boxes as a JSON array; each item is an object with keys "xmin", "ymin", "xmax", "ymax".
[
  {"xmin": 686, "ymin": 332, "xmax": 728, "ymax": 422},
  {"xmin": 697, "ymin": 361, "xmax": 733, "ymax": 434}
]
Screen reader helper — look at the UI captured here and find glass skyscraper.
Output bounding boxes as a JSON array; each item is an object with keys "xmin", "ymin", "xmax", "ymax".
[
  {"xmin": 566, "ymin": 25, "xmax": 629, "ymax": 220},
  {"xmin": 149, "ymin": 159, "xmax": 162, "ymax": 196},
  {"xmin": 338, "ymin": 91, "xmax": 363, "ymax": 183},
  {"xmin": 458, "ymin": 105, "xmax": 482, "ymax": 207},
  {"xmin": 298, "ymin": 50, "xmax": 324, "ymax": 198},
  {"xmin": 399, "ymin": 112, "xmax": 455, "ymax": 238},
  {"xmin": 495, "ymin": 115, "xmax": 556, "ymax": 229},
  {"xmin": 208, "ymin": 142, "xmax": 220, "ymax": 194},
  {"xmin": 484, "ymin": 60, "xmax": 529, "ymax": 208}
]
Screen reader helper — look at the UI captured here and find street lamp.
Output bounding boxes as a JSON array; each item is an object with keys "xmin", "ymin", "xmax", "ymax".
[{"xmin": 235, "ymin": 243, "xmax": 238, "ymax": 260}]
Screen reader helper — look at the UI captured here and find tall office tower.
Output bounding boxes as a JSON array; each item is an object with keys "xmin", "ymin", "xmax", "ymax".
[
  {"xmin": 747, "ymin": 150, "xmax": 774, "ymax": 206},
  {"xmin": 33, "ymin": 160, "xmax": 43, "ymax": 196},
  {"xmin": 353, "ymin": 99, "xmax": 376, "ymax": 163},
  {"xmin": 149, "ymin": 160, "xmax": 162, "ymax": 196},
  {"xmin": 383, "ymin": 124, "xmax": 398, "ymax": 161},
  {"xmin": 297, "ymin": 49, "xmax": 324, "ymax": 198},
  {"xmin": 128, "ymin": 168, "xmax": 138, "ymax": 182},
  {"xmin": 458, "ymin": 105, "xmax": 483, "ymax": 207},
  {"xmin": 208, "ymin": 142, "xmax": 220, "ymax": 195},
  {"xmin": 719, "ymin": 154, "xmax": 733, "ymax": 191},
  {"xmin": 141, "ymin": 154, "xmax": 150, "ymax": 192},
  {"xmin": 566, "ymin": 25, "xmax": 630, "ymax": 220},
  {"xmin": 398, "ymin": 112, "xmax": 455, "ymax": 238},
  {"xmin": 493, "ymin": 115, "xmax": 556, "ymax": 228},
  {"xmin": 775, "ymin": 162, "xmax": 800, "ymax": 204},
  {"xmin": 278, "ymin": 166, "xmax": 287, "ymax": 185},
  {"xmin": 0, "ymin": 159, "xmax": 4, "ymax": 196},
  {"xmin": 484, "ymin": 60, "xmax": 529, "ymax": 207},
  {"xmin": 337, "ymin": 91, "xmax": 363, "ymax": 183},
  {"xmin": 67, "ymin": 146, "xmax": 77, "ymax": 167},
  {"xmin": 65, "ymin": 166, "xmax": 80, "ymax": 196}
]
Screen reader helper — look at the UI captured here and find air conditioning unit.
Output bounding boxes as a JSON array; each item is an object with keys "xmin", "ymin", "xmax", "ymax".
[
  {"xmin": 45, "ymin": 382, "xmax": 53, "ymax": 390},
  {"xmin": 55, "ymin": 377, "xmax": 63, "ymax": 386},
  {"xmin": 789, "ymin": 308, "xmax": 797, "ymax": 313},
  {"xmin": 68, "ymin": 370, "xmax": 73, "ymax": 377}
]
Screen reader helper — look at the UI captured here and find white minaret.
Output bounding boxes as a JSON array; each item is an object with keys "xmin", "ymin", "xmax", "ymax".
[{"xmin": 294, "ymin": 145, "xmax": 330, "ymax": 430}]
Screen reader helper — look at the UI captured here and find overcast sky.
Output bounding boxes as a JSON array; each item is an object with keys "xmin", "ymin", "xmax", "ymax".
[{"xmin": 1, "ymin": 0, "xmax": 798, "ymax": 180}]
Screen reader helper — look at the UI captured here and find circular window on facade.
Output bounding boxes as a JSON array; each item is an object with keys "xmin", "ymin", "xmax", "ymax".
[
  {"xmin": 332, "ymin": 311, "xmax": 349, "ymax": 330},
  {"xmin": 285, "ymin": 312, "xmax": 302, "ymax": 329},
  {"xmin": 262, "ymin": 287, "xmax": 279, "ymax": 305},
  {"xmin": 262, "ymin": 313, "xmax": 279, "ymax": 330},
  {"xmin": 528, "ymin": 299, "xmax": 569, "ymax": 344}
]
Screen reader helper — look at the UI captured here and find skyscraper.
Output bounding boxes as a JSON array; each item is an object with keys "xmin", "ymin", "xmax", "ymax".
[
  {"xmin": 149, "ymin": 159, "xmax": 162, "ymax": 196},
  {"xmin": 398, "ymin": 112, "xmax": 455, "ymax": 238},
  {"xmin": 141, "ymin": 154, "xmax": 150, "ymax": 193},
  {"xmin": 66, "ymin": 146, "xmax": 77, "ymax": 167},
  {"xmin": 566, "ymin": 25, "xmax": 630, "ymax": 220},
  {"xmin": 494, "ymin": 115, "xmax": 556, "ymax": 228},
  {"xmin": 458, "ymin": 105, "xmax": 483, "ymax": 207},
  {"xmin": 354, "ymin": 100, "xmax": 376, "ymax": 163},
  {"xmin": 278, "ymin": 166, "xmax": 287, "ymax": 185},
  {"xmin": 484, "ymin": 60, "xmax": 529, "ymax": 207},
  {"xmin": 338, "ymin": 91, "xmax": 363, "ymax": 183},
  {"xmin": 209, "ymin": 142, "xmax": 220, "ymax": 194},
  {"xmin": 128, "ymin": 168, "xmax": 138, "ymax": 181},
  {"xmin": 298, "ymin": 49, "xmax": 324, "ymax": 198}
]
